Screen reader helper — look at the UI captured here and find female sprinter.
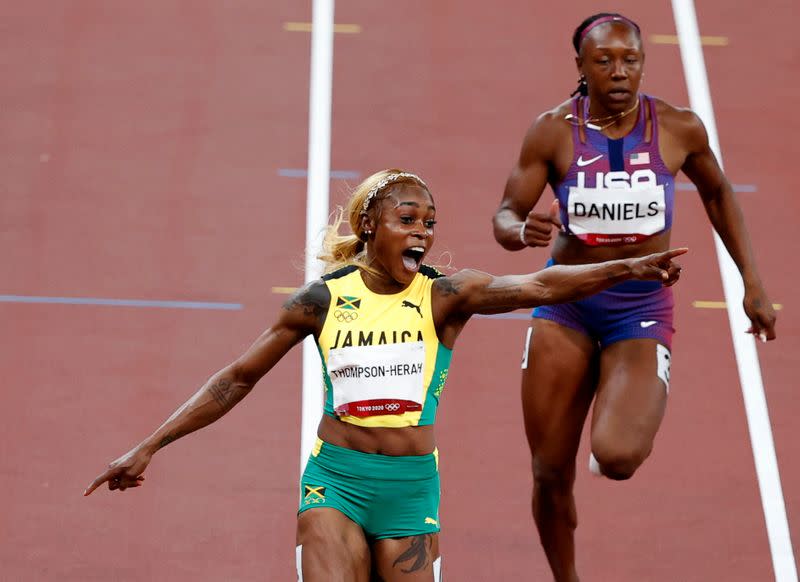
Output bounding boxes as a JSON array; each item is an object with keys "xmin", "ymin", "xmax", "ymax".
[
  {"xmin": 86, "ymin": 169, "xmax": 686, "ymax": 581},
  {"xmin": 492, "ymin": 13, "xmax": 776, "ymax": 582}
]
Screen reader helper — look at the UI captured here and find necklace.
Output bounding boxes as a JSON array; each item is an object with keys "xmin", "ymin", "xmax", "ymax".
[{"xmin": 564, "ymin": 98, "xmax": 640, "ymax": 131}]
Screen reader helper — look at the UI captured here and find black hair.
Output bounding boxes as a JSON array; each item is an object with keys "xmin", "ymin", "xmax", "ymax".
[{"xmin": 570, "ymin": 13, "xmax": 642, "ymax": 97}]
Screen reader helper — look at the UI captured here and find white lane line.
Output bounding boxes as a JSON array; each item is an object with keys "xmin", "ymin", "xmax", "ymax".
[
  {"xmin": 300, "ymin": 0, "xmax": 335, "ymax": 473},
  {"xmin": 671, "ymin": 1, "xmax": 797, "ymax": 580}
]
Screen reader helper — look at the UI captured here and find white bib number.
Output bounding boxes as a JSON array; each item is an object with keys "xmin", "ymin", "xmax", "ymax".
[
  {"xmin": 567, "ymin": 184, "xmax": 665, "ymax": 236},
  {"xmin": 328, "ymin": 341, "xmax": 425, "ymax": 415}
]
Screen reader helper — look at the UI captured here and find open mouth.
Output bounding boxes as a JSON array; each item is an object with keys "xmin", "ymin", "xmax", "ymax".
[{"xmin": 402, "ymin": 246, "xmax": 425, "ymax": 272}]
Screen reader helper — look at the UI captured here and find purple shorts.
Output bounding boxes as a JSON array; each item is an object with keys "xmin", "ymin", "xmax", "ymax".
[{"xmin": 533, "ymin": 260, "xmax": 675, "ymax": 349}]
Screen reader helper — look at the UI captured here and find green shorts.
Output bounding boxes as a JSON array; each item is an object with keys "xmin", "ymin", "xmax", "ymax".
[{"xmin": 298, "ymin": 438, "xmax": 441, "ymax": 540}]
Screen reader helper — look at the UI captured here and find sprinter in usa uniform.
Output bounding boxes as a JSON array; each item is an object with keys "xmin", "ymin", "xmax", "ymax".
[{"xmin": 492, "ymin": 13, "xmax": 776, "ymax": 582}]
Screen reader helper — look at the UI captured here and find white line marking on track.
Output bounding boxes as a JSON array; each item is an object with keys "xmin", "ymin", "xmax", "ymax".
[
  {"xmin": 672, "ymin": 2, "xmax": 797, "ymax": 580},
  {"xmin": 300, "ymin": 0, "xmax": 335, "ymax": 473}
]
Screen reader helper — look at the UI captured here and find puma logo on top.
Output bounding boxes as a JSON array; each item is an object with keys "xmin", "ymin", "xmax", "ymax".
[{"xmin": 402, "ymin": 300, "xmax": 422, "ymax": 318}]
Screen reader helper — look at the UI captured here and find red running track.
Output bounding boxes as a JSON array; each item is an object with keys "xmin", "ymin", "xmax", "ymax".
[{"xmin": 1, "ymin": 1, "xmax": 797, "ymax": 580}]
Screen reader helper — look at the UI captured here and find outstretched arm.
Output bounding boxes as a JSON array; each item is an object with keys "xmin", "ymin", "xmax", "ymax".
[
  {"xmin": 681, "ymin": 112, "xmax": 776, "ymax": 340},
  {"xmin": 433, "ymin": 249, "xmax": 686, "ymax": 319},
  {"xmin": 84, "ymin": 280, "xmax": 330, "ymax": 495}
]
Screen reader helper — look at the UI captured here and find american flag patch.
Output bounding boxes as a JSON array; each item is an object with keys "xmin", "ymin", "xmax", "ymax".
[{"xmin": 630, "ymin": 152, "xmax": 650, "ymax": 165}]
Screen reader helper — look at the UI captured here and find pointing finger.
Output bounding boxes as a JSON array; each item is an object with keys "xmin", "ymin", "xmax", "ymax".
[
  {"xmin": 84, "ymin": 469, "xmax": 116, "ymax": 496},
  {"xmin": 662, "ymin": 247, "xmax": 689, "ymax": 260}
]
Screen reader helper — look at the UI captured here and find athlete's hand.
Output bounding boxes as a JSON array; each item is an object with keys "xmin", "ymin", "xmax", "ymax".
[
  {"xmin": 743, "ymin": 286, "xmax": 777, "ymax": 342},
  {"xmin": 520, "ymin": 199, "xmax": 563, "ymax": 247},
  {"xmin": 84, "ymin": 445, "xmax": 152, "ymax": 496},
  {"xmin": 627, "ymin": 248, "xmax": 688, "ymax": 286}
]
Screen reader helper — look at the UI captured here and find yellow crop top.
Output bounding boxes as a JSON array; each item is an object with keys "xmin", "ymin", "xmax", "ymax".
[{"xmin": 316, "ymin": 264, "xmax": 452, "ymax": 428}]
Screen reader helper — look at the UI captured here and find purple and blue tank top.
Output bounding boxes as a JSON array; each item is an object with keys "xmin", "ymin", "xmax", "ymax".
[{"xmin": 554, "ymin": 94, "xmax": 675, "ymax": 246}]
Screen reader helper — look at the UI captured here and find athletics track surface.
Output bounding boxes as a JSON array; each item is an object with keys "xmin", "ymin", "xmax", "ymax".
[{"xmin": 1, "ymin": 1, "xmax": 797, "ymax": 580}]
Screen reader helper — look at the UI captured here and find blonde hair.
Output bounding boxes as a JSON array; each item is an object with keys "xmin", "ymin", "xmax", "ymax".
[{"xmin": 318, "ymin": 169, "xmax": 429, "ymax": 274}]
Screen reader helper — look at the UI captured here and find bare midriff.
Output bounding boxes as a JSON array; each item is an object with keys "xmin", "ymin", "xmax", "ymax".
[{"xmin": 318, "ymin": 414, "xmax": 436, "ymax": 456}]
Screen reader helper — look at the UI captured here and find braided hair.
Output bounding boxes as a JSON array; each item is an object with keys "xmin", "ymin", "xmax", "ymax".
[{"xmin": 570, "ymin": 13, "xmax": 642, "ymax": 97}]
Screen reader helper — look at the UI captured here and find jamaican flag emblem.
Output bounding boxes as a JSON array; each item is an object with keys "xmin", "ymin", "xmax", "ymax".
[
  {"xmin": 336, "ymin": 296, "xmax": 361, "ymax": 310},
  {"xmin": 334, "ymin": 296, "xmax": 361, "ymax": 322},
  {"xmin": 303, "ymin": 485, "xmax": 326, "ymax": 505}
]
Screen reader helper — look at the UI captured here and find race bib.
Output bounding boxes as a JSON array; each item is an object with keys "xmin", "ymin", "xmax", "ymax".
[
  {"xmin": 567, "ymin": 184, "xmax": 665, "ymax": 239},
  {"xmin": 328, "ymin": 341, "xmax": 425, "ymax": 417}
]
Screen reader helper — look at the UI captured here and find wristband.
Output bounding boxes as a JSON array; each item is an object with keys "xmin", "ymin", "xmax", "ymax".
[{"xmin": 519, "ymin": 222, "xmax": 527, "ymax": 245}]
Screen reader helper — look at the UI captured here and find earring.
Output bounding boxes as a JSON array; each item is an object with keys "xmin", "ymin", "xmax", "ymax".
[{"xmin": 570, "ymin": 76, "xmax": 589, "ymax": 98}]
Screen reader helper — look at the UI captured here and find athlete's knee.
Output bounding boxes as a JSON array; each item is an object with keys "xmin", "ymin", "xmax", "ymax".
[
  {"xmin": 530, "ymin": 457, "xmax": 578, "ymax": 532},
  {"xmin": 532, "ymin": 456, "xmax": 576, "ymax": 514},
  {"xmin": 532, "ymin": 456, "xmax": 574, "ymax": 490},
  {"xmin": 591, "ymin": 444, "xmax": 651, "ymax": 480}
]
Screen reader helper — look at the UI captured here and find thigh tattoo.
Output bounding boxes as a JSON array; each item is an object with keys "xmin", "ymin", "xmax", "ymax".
[{"xmin": 393, "ymin": 534, "xmax": 434, "ymax": 574}]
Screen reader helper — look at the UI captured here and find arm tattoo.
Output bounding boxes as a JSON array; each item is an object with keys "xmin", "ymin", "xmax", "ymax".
[
  {"xmin": 282, "ymin": 282, "xmax": 329, "ymax": 324},
  {"xmin": 435, "ymin": 277, "xmax": 460, "ymax": 296},
  {"xmin": 158, "ymin": 432, "xmax": 184, "ymax": 450},
  {"xmin": 208, "ymin": 377, "xmax": 249, "ymax": 412},
  {"xmin": 392, "ymin": 534, "xmax": 433, "ymax": 573},
  {"xmin": 156, "ymin": 376, "xmax": 247, "ymax": 450},
  {"xmin": 282, "ymin": 294, "xmax": 324, "ymax": 317}
]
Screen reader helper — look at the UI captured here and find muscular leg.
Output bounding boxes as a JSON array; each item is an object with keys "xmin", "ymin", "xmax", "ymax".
[
  {"xmin": 371, "ymin": 534, "xmax": 440, "ymax": 582},
  {"xmin": 522, "ymin": 319, "xmax": 597, "ymax": 582},
  {"xmin": 590, "ymin": 339, "xmax": 669, "ymax": 480},
  {"xmin": 296, "ymin": 508, "xmax": 371, "ymax": 582}
]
